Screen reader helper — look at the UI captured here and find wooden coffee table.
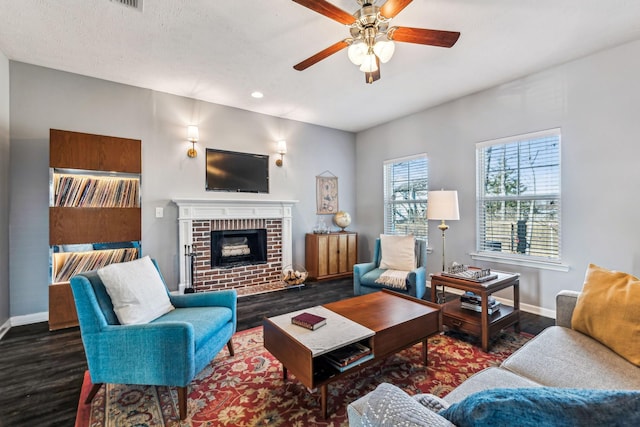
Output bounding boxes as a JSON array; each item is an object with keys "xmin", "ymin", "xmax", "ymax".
[{"xmin": 263, "ymin": 290, "xmax": 441, "ymax": 418}]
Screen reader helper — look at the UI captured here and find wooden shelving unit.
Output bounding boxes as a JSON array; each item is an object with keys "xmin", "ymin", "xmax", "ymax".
[
  {"xmin": 48, "ymin": 129, "xmax": 141, "ymax": 330},
  {"xmin": 305, "ymin": 232, "xmax": 357, "ymax": 281}
]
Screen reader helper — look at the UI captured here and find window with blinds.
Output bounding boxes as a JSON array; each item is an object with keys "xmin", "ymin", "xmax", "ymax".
[
  {"xmin": 476, "ymin": 129, "xmax": 561, "ymax": 260},
  {"xmin": 383, "ymin": 154, "xmax": 428, "ymax": 239}
]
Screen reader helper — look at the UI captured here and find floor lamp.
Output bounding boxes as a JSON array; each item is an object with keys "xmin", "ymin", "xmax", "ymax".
[{"xmin": 427, "ymin": 190, "xmax": 460, "ymax": 303}]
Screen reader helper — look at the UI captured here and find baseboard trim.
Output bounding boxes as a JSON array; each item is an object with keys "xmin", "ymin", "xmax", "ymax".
[
  {"xmin": 427, "ymin": 281, "xmax": 556, "ymax": 319},
  {"xmin": 0, "ymin": 318, "xmax": 11, "ymax": 340},
  {"xmin": 10, "ymin": 311, "xmax": 49, "ymax": 327},
  {"xmin": 522, "ymin": 301, "xmax": 555, "ymax": 319}
]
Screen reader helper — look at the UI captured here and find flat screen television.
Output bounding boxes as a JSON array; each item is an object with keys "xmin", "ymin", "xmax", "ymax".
[{"xmin": 206, "ymin": 148, "xmax": 269, "ymax": 193}]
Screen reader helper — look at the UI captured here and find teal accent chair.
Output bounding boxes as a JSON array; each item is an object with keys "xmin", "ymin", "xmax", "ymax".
[
  {"xmin": 353, "ymin": 238, "xmax": 427, "ymax": 299},
  {"xmin": 69, "ymin": 259, "xmax": 237, "ymax": 420}
]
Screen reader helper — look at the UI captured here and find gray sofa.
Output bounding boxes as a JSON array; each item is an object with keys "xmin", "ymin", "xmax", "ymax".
[{"xmin": 347, "ymin": 290, "xmax": 640, "ymax": 426}]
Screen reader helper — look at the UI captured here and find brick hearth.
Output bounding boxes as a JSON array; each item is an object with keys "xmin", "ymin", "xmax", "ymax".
[
  {"xmin": 173, "ymin": 199, "xmax": 297, "ymax": 294},
  {"xmin": 191, "ymin": 218, "xmax": 282, "ymax": 292}
]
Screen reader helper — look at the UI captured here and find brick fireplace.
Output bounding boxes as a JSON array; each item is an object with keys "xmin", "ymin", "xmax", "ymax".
[{"xmin": 173, "ymin": 199, "xmax": 297, "ymax": 294}]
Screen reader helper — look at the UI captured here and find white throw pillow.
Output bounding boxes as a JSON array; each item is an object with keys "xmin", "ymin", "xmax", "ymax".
[
  {"xmin": 98, "ymin": 256, "xmax": 175, "ymax": 325},
  {"xmin": 379, "ymin": 234, "xmax": 416, "ymax": 271}
]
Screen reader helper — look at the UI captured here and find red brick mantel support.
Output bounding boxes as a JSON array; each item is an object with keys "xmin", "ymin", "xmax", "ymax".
[{"xmin": 173, "ymin": 199, "xmax": 297, "ymax": 294}]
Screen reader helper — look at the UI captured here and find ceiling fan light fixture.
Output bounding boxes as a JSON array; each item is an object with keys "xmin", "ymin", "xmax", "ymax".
[
  {"xmin": 373, "ymin": 38, "xmax": 395, "ymax": 63},
  {"xmin": 348, "ymin": 41, "xmax": 367, "ymax": 65},
  {"xmin": 291, "ymin": 0, "xmax": 460, "ymax": 85},
  {"xmin": 359, "ymin": 53, "xmax": 378, "ymax": 72}
]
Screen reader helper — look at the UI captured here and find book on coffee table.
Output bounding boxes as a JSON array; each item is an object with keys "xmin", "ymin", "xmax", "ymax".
[
  {"xmin": 325, "ymin": 353, "xmax": 374, "ymax": 372},
  {"xmin": 323, "ymin": 342, "xmax": 372, "ymax": 369},
  {"xmin": 291, "ymin": 312, "xmax": 327, "ymax": 330}
]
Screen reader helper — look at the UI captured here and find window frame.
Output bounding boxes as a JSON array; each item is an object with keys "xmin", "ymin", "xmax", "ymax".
[
  {"xmin": 471, "ymin": 129, "xmax": 569, "ymax": 272},
  {"xmin": 383, "ymin": 153, "xmax": 429, "ymax": 240}
]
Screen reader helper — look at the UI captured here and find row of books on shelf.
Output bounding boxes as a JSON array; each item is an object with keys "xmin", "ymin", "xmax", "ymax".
[
  {"xmin": 460, "ymin": 292, "xmax": 501, "ymax": 315},
  {"xmin": 53, "ymin": 174, "xmax": 140, "ymax": 208},
  {"xmin": 53, "ymin": 248, "xmax": 139, "ymax": 283}
]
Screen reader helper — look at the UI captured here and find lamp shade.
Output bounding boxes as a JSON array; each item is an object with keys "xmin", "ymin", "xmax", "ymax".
[
  {"xmin": 373, "ymin": 39, "xmax": 395, "ymax": 63},
  {"xmin": 277, "ymin": 140, "xmax": 287, "ymax": 154},
  {"xmin": 187, "ymin": 125, "xmax": 199, "ymax": 142},
  {"xmin": 348, "ymin": 41, "xmax": 367, "ymax": 65},
  {"xmin": 359, "ymin": 53, "xmax": 379, "ymax": 72},
  {"xmin": 427, "ymin": 190, "xmax": 460, "ymax": 220}
]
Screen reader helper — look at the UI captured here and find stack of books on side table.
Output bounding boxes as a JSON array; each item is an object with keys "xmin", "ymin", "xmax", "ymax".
[
  {"xmin": 291, "ymin": 312, "xmax": 327, "ymax": 330},
  {"xmin": 322, "ymin": 342, "xmax": 374, "ymax": 372},
  {"xmin": 460, "ymin": 291, "xmax": 501, "ymax": 315}
]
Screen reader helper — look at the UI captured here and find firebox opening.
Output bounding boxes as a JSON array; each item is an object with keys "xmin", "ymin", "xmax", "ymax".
[{"xmin": 211, "ymin": 229, "xmax": 267, "ymax": 268}]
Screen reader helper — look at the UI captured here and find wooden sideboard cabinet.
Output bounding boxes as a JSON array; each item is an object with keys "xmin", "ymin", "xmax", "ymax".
[{"xmin": 305, "ymin": 232, "xmax": 357, "ymax": 281}]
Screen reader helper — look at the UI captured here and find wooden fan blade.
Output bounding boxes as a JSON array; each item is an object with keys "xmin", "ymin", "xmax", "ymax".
[
  {"xmin": 292, "ymin": 0, "xmax": 355, "ymax": 25},
  {"xmin": 379, "ymin": 0, "xmax": 413, "ymax": 19},
  {"xmin": 389, "ymin": 26, "xmax": 460, "ymax": 48},
  {"xmin": 293, "ymin": 40, "xmax": 349, "ymax": 71}
]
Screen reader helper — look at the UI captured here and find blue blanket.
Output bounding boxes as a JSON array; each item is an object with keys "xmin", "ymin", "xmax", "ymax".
[{"xmin": 439, "ymin": 387, "xmax": 640, "ymax": 427}]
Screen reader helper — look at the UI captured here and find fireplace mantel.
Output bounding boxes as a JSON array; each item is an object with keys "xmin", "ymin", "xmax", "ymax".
[
  {"xmin": 172, "ymin": 199, "xmax": 298, "ymax": 293},
  {"xmin": 173, "ymin": 198, "xmax": 298, "ymax": 220}
]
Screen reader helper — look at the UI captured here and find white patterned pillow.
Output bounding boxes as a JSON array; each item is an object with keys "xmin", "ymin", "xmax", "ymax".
[
  {"xmin": 414, "ymin": 393, "xmax": 451, "ymax": 413},
  {"xmin": 98, "ymin": 256, "xmax": 174, "ymax": 325},
  {"xmin": 362, "ymin": 383, "xmax": 455, "ymax": 427}
]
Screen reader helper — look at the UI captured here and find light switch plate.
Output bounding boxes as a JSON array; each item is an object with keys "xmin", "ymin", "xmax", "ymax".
[{"xmin": 155, "ymin": 207, "xmax": 164, "ymax": 218}]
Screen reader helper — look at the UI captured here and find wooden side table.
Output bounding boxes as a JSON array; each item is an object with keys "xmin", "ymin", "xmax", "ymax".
[{"xmin": 430, "ymin": 270, "xmax": 520, "ymax": 352}]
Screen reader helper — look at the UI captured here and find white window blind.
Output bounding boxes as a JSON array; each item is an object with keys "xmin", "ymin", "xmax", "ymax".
[
  {"xmin": 383, "ymin": 154, "xmax": 428, "ymax": 239},
  {"xmin": 476, "ymin": 129, "xmax": 561, "ymax": 260}
]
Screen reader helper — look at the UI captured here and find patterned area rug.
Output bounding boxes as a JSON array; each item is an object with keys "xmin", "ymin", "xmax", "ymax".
[{"xmin": 75, "ymin": 326, "xmax": 530, "ymax": 427}]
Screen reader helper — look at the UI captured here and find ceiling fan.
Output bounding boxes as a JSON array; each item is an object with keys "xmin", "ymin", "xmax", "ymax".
[{"xmin": 292, "ymin": 0, "xmax": 460, "ymax": 84}]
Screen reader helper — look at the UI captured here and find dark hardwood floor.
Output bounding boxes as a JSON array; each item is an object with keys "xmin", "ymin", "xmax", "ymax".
[{"xmin": 0, "ymin": 279, "xmax": 554, "ymax": 427}]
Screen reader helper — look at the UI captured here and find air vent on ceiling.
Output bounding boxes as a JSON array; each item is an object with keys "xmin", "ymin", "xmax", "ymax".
[{"xmin": 110, "ymin": 0, "xmax": 143, "ymax": 11}]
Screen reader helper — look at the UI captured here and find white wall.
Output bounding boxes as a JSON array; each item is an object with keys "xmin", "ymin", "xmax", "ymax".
[
  {"xmin": 9, "ymin": 63, "xmax": 356, "ymax": 317},
  {"xmin": 356, "ymin": 39, "xmax": 640, "ymax": 312},
  {"xmin": 0, "ymin": 51, "xmax": 10, "ymax": 326}
]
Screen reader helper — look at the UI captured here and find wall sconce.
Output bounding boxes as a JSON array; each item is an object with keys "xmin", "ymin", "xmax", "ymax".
[
  {"xmin": 186, "ymin": 125, "xmax": 199, "ymax": 158},
  {"xmin": 275, "ymin": 140, "xmax": 287, "ymax": 167}
]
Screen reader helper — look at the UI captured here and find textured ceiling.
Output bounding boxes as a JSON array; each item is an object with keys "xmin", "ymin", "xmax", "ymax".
[{"xmin": 1, "ymin": 0, "xmax": 640, "ymax": 132}]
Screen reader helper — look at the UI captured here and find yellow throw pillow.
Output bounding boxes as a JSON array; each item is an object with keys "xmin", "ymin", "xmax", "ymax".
[{"xmin": 571, "ymin": 264, "xmax": 640, "ymax": 366}]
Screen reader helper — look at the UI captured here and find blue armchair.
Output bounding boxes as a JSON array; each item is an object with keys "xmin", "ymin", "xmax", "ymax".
[
  {"xmin": 354, "ymin": 238, "xmax": 427, "ymax": 299},
  {"xmin": 69, "ymin": 259, "xmax": 237, "ymax": 420}
]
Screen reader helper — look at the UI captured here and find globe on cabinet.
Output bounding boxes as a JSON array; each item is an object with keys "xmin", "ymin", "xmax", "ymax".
[{"xmin": 333, "ymin": 211, "xmax": 352, "ymax": 231}]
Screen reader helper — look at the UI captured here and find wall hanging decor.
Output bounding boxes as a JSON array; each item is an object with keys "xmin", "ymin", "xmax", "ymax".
[{"xmin": 316, "ymin": 171, "xmax": 338, "ymax": 214}]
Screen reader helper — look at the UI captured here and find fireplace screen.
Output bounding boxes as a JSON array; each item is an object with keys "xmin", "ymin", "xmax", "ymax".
[{"xmin": 211, "ymin": 229, "xmax": 267, "ymax": 268}]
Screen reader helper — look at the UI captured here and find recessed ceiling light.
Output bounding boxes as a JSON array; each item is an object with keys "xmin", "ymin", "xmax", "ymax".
[{"xmin": 251, "ymin": 91, "xmax": 264, "ymax": 99}]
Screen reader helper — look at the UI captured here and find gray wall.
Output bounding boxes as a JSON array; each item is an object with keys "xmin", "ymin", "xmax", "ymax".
[
  {"xmin": 0, "ymin": 51, "xmax": 9, "ymax": 326},
  {"xmin": 9, "ymin": 62, "xmax": 356, "ymax": 318},
  {"xmin": 8, "ymin": 39, "xmax": 640, "ymax": 320},
  {"xmin": 356, "ymin": 38, "xmax": 640, "ymax": 313}
]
